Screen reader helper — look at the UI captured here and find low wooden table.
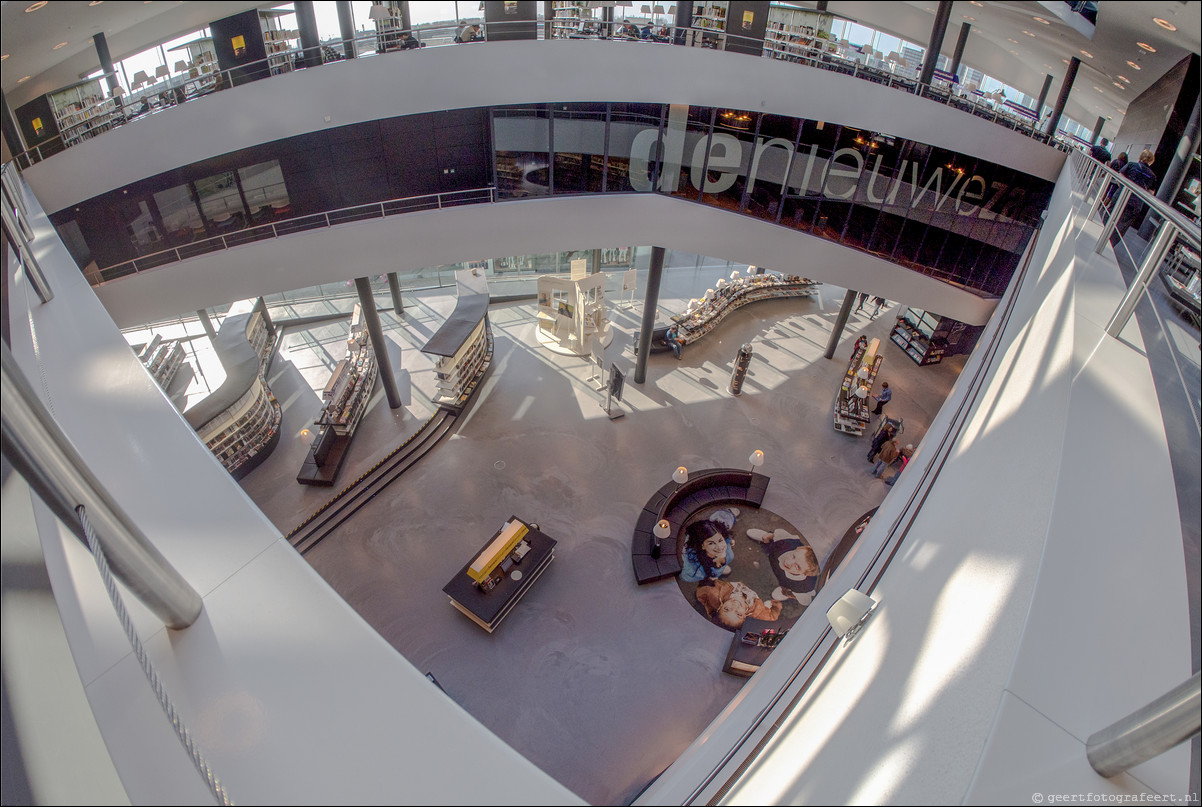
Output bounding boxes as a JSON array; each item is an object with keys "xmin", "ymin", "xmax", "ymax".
[{"xmin": 443, "ymin": 517, "xmax": 556, "ymax": 633}]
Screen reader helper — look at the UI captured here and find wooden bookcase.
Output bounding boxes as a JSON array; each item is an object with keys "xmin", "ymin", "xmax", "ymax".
[{"xmin": 48, "ymin": 78, "xmax": 119, "ymax": 148}]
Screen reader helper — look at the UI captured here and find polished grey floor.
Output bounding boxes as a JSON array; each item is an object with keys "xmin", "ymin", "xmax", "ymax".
[{"xmin": 237, "ymin": 255, "xmax": 965, "ymax": 805}]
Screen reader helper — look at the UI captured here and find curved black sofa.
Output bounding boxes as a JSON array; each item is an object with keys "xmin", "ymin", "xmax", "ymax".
[{"xmin": 632, "ymin": 468, "xmax": 770, "ymax": 584}]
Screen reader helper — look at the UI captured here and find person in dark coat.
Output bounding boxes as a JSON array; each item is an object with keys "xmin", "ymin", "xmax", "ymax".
[
  {"xmin": 1116, "ymin": 149, "xmax": 1157, "ymax": 233},
  {"xmin": 1089, "ymin": 137, "xmax": 1111, "ymax": 164},
  {"xmin": 867, "ymin": 421, "xmax": 896, "ymax": 462}
]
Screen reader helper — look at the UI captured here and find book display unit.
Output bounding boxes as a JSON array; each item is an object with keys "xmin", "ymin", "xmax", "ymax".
[
  {"xmin": 672, "ymin": 272, "xmax": 819, "ymax": 345},
  {"xmin": 834, "ymin": 338, "xmax": 883, "ymax": 436},
  {"xmin": 535, "ymin": 273, "xmax": 611, "ymax": 355},
  {"xmin": 890, "ymin": 308, "xmax": 951, "ymax": 366},
  {"xmin": 298, "ymin": 304, "xmax": 378, "ymax": 486},
  {"xmin": 422, "ymin": 267, "xmax": 493, "ymax": 416},
  {"xmin": 443, "ymin": 517, "xmax": 557, "ymax": 633},
  {"xmin": 433, "ymin": 318, "xmax": 492, "ymax": 410}
]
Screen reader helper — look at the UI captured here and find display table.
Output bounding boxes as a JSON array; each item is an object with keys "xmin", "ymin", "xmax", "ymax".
[
  {"xmin": 723, "ymin": 616, "xmax": 796, "ymax": 677},
  {"xmin": 443, "ymin": 517, "xmax": 556, "ymax": 633},
  {"xmin": 833, "ymin": 339, "xmax": 883, "ymax": 436},
  {"xmin": 672, "ymin": 273, "xmax": 819, "ymax": 345}
]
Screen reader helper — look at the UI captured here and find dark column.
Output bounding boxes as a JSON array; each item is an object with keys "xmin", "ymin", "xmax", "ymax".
[
  {"xmin": 544, "ymin": 1, "xmax": 553, "ymax": 39},
  {"xmin": 592, "ymin": 248, "xmax": 602, "ymax": 273},
  {"xmin": 634, "ymin": 247, "xmax": 666, "ymax": 384},
  {"xmin": 336, "ymin": 1, "xmax": 357, "ymax": 58},
  {"xmin": 387, "ymin": 272, "xmax": 404, "ymax": 314},
  {"xmin": 673, "ymin": 2, "xmax": 693, "ymax": 45},
  {"xmin": 823, "ymin": 289, "xmax": 859, "ymax": 360},
  {"xmin": 1035, "ymin": 73, "xmax": 1054, "ymax": 118},
  {"xmin": 397, "ymin": 1, "xmax": 411, "ymax": 35},
  {"xmin": 0, "ymin": 89, "xmax": 28, "ymax": 159},
  {"xmin": 1090, "ymin": 116, "xmax": 1106, "ymax": 144},
  {"xmin": 92, "ymin": 32, "xmax": 120, "ymax": 97},
  {"xmin": 1156, "ymin": 92, "xmax": 1200, "ymax": 205},
  {"xmin": 295, "ymin": 2, "xmax": 322, "ymax": 67},
  {"xmin": 815, "ymin": 1, "xmax": 828, "ymax": 10},
  {"xmin": 602, "ymin": 5, "xmax": 614, "ymax": 37},
  {"xmin": 196, "ymin": 309, "xmax": 217, "ymax": 340},
  {"xmin": 949, "ymin": 23, "xmax": 970, "ymax": 78},
  {"xmin": 354, "ymin": 278, "xmax": 401, "ymax": 409},
  {"xmin": 918, "ymin": 1, "xmax": 953, "ymax": 87},
  {"xmin": 1045, "ymin": 57, "xmax": 1080, "ymax": 137}
]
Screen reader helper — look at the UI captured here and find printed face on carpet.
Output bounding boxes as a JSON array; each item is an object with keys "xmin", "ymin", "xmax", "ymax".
[{"xmin": 676, "ymin": 505, "xmax": 820, "ymax": 631}]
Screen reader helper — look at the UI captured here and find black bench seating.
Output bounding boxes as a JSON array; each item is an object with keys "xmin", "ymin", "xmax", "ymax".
[{"xmin": 632, "ymin": 469, "xmax": 770, "ymax": 584}]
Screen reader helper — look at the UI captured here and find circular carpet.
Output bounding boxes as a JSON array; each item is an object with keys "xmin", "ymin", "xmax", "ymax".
[{"xmin": 674, "ymin": 505, "xmax": 821, "ymax": 632}]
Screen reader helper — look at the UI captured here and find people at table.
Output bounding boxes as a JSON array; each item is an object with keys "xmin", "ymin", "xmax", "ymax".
[{"xmin": 618, "ymin": 20, "xmax": 640, "ymax": 38}]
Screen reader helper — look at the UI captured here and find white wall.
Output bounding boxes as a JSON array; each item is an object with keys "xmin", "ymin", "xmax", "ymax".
[
  {"xmin": 23, "ymin": 40, "xmax": 1065, "ymax": 215},
  {"xmin": 93, "ymin": 192, "xmax": 1001, "ymax": 329}
]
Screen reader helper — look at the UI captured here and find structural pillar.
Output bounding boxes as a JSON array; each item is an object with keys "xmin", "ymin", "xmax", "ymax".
[
  {"xmin": 815, "ymin": 1, "xmax": 828, "ymax": 11},
  {"xmin": 354, "ymin": 277, "xmax": 402, "ymax": 409},
  {"xmin": 591, "ymin": 248, "xmax": 602, "ymax": 274},
  {"xmin": 397, "ymin": 1, "xmax": 411, "ymax": 35},
  {"xmin": 1090, "ymin": 116, "xmax": 1106, "ymax": 145},
  {"xmin": 295, "ymin": 1, "xmax": 322, "ymax": 67},
  {"xmin": 336, "ymin": 1, "xmax": 357, "ymax": 58},
  {"xmin": 634, "ymin": 246, "xmax": 666, "ymax": 384},
  {"xmin": 918, "ymin": 1, "xmax": 953, "ymax": 87},
  {"xmin": 92, "ymin": 32, "xmax": 121, "ymax": 97},
  {"xmin": 1157, "ymin": 92, "xmax": 1200, "ymax": 205},
  {"xmin": 387, "ymin": 272, "xmax": 404, "ymax": 314},
  {"xmin": 0, "ymin": 89, "xmax": 28, "ymax": 160},
  {"xmin": 823, "ymin": 289, "xmax": 859, "ymax": 360},
  {"xmin": 948, "ymin": 22, "xmax": 970, "ymax": 78},
  {"xmin": 1035, "ymin": 73, "xmax": 1054, "ymax": 119},
  {"xmin": 196, "ymin": 309, "xmax": 217, "ymax": 340},
  {"xmin": 1045, "ymin": 57, "xmax": 1080, "ymax": 137},
  {"xmin": 673, "ymin": 3, "xmax": 693, "ymax": 45}
]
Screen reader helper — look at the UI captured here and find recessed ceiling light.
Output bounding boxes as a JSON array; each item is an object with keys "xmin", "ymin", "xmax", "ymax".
[
  {"xmin": 1009, "ymin": 50, "xmax": 1018, "ymax": 56},
  {"xmin": 0, "ymin": 54, "xmax": 8, "ymax": 62},
  {"xmin": 970, "ymin": 1, "xmax": 982, "ymax": 5},
  {"xmin": 1062, "ymin": 59, "xmax": 1070, "ymax": 65},
  {"xmin": 1127, "ymin": 60, "xmax": 1142, "ymax": 70},
  {"xmin": 1113, "ymin": 82, "xmax": 1125, "ymax": 89},
  {"xmin": 1153, "ymin": 18, "xmax": 1177, "ymax": 31},
  {"xmin": 1033, "ymin": 17, "xmax": 1051, "ymax": 24},
  {"xmin": 1080, "ymin": 50, "xmax": 1093, "ymax": 58},
  {"xmin": 963, "ymin": 16, "xmax": 975, "ymax": 21},
  {"xmin": 1022, "ymin": 30, "xmax": 1036, "ymax": 37},
  {"xmin": 1093, "ymin": 86, "xmax": 1104, "ymax": 92},
  {"xmin": 24, "ymin": 1, "xmax": 48, "ymax": 12},
  {"xmin": 89, "ymin": 0, "xmax": 104, "ymax": 5},
  {"xmin": 1137, "ymin": 42, "xmax": 1156, "ymax": 52},
  {"xmin": 1008, "ymin": 38, "xmax": 1018, "ymax": 43},
  {"xmin": 52, "ymin": 41, "xmax": 69, "ymax": 50},
  {"xmin": 17, "ymin": 75, "xmax": 30, "ymax": 83},
  {"xmin": 1117, "ymin": 75, "xmax": 1130, "ymax": 83}
]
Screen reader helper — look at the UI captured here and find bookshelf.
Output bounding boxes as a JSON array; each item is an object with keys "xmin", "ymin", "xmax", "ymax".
[
  {"xmin": 260, "ymin": 9, "xmax": 299, "ymax": 74},
  {"xmin": 48, "ymin": 79, "xmax": 119, "ymax": 148},
  {"xmin": 315, "ymin": 305, "xmax": 377, "ymax": 437},
  {"xmin": 550, "ymin": 1, "xmax": 594, "ymax": 39},
  {"xmin": 137, "ymin": 334, "xmax": 186, "ymax": 392},
  {"xmin": 764, "ymin": 5, "xmax": 833, "ymax": 63},
  {"xmin": 890, "ymin": 307, "xmax": 949, "ymax": 366},
  {"xmin": 689, "ymin": 0, "xmax": 728, "ymax": 49}
]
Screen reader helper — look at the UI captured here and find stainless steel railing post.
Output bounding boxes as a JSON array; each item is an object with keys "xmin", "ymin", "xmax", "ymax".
[
  {"xmin": 1, "ymin": 343, "xmax": 203, "ymax": 629},
  {"xmin": 1104, "ymin": 218, "xmax": 1178, "ymax": 338},
  {"xmin": 1086, "ymin": 672, "xmax": 1200, "ymax": 778}
]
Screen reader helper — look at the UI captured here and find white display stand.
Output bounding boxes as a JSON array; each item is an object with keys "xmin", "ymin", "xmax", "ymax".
[
  {"xmin": 535, "ymin": 273, "xmax": 613, "ymax": 356},
  {"xmin": 620, "ymin": 268, "xmax": 638, "ymax": 308}
]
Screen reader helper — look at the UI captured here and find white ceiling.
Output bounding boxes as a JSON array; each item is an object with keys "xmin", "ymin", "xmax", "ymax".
[{"xmin": 2, "ymin": 1, "xmax": 1199, "ymax": 137}]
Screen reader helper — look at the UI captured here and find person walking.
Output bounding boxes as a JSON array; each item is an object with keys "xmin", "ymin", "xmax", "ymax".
[
  {"xmin": 1116, "ymin": 149, "xmax": 1157, "ymax": 234},
  {"xmin": 871, "ymin": 381, "xmax": 892, "ymax": 416},
  {"xmin": 1090, "ymin": 137, "xmax": 1112, "ymax": 164},
  {"xmin": 870, "ymin": 295, "xmax": 886, "ymax": 319},
  {"xmin": 866, "ymin": 421, "xmax": 896, "ymax": 462},
  {"xmin": 871, "ymin": 439, "xmax": 900, "ymax": 477},
  {"xmin": 885, "ymin": 444, "xmax": 914, "ymax": 486}
]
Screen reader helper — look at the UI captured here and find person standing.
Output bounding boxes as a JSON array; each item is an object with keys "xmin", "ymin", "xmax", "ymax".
[
  {"xmin": 852, "ymin": 334, "xmax": 868, "ymax": 359},
  {"xmin": 1090, "ymin": 137, "xmax": 1112, "ymax": 164},
  {"xmin": 866, "ymin": 421, "xmax": 896, "ymax": 462},
  {"xmin": 1117, "ymin": 149, "xmax": 1157, "ymax": 233},
  {"xmin": 871, "ymin": 381, "xmax": 892, "ymax": 416}
]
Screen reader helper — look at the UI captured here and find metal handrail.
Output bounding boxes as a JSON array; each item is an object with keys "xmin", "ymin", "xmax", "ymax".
[
  {"xmin": 9, "ymin": 17, "xmax": 1072, "ymax": 168},
  {"xmin": 92, "ymin": 186, "xmax": 495, "ymax": 285},
  {"xmin": 1086, "ymin": 672, "xmax": 1201, "ymax": 778},
  {"xmin": 1, "ymin": 342, "xmax": 203, "ymax": 629}
]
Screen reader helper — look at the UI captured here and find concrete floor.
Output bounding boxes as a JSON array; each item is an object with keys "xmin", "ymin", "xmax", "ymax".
[{"xmin": 233, "ymin": 255, "xmax": 966, "ymax": 805}]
